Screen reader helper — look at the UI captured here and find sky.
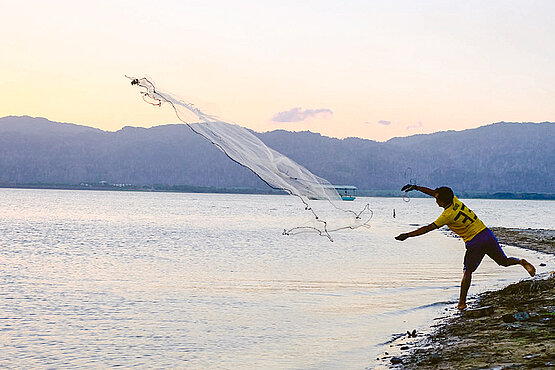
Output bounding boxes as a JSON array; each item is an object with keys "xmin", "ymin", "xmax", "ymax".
[{"xmin": 1, "ymin": 0, "xmax": 554, "ymax": 141}]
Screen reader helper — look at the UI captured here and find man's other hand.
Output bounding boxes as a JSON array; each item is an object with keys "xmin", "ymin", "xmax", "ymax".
[
  {"xmin": 395, "ymin": 233, "xmax": 408, "ymax": 241},
  {"xmin": 401, "ymin": 184, "xmax": 417, "ymax": 192}
]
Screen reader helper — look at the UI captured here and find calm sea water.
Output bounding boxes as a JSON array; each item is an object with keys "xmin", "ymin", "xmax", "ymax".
[{"xmin": 0, "ymin": 189, "xmax": 553, "ymax": 369}]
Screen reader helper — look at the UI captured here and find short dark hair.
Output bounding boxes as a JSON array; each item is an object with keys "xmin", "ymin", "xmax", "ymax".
[{"xmin": 435, "ymin": 186, "xmax": 454, "ymax": 205}]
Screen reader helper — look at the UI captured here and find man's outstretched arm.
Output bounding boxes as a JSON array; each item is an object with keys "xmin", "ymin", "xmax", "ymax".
[
  {"xmin": 414, "ymin": 185, "xmax": 437, "ymax": 197},
  {"xmin": 395, "ymin": 223, "xmax": 438, "ymax": 241},
  {"xmin": 402, "ymin": 184, "xmax": 437, "ymax": 197}
]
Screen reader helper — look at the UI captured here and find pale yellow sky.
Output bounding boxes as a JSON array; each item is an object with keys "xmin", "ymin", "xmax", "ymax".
[{"xmin": 1, "ymin": 0, "xmax": 554, "ymax": 141}]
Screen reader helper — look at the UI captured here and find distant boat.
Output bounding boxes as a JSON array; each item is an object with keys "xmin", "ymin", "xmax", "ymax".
[
  {"xmin": 308, "ymin": 185, "xmax": 358, "ymax": 201},
  {"xmin": 334, "ymin": 185, "xmax": 357, "ymax": 201}
]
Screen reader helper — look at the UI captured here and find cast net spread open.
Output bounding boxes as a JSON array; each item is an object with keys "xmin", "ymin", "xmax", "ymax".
[{"xmin": 128, "ymin": 76, "xmax": 372, "ymax": 241}]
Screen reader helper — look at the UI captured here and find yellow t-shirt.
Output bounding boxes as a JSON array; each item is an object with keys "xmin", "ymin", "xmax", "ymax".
[{"xmin": 433, "ymin": 196, "xmax": 487, "ymax": 242}]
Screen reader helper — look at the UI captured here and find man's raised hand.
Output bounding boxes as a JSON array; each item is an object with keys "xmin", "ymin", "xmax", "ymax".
[{"xmin": 401, "ymin": 184, "xmax": 418, "ymax": 192}]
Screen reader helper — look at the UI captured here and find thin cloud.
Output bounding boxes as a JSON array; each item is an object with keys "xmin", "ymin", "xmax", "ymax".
[
  {"xmin": 271, "ymin": 107, "xmax": 333, "ymax": 122},
  {"xmin": 406, "ymin": 121, "xmax": 423, "ymax": 130},
  {"xmin": 364, "ymin": 120, "xmax": 393, "ymax": 126}
]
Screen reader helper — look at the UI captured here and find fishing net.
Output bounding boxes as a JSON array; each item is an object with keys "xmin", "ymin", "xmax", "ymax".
[
  {"xmin": 402, "ymin": 167, "xmax": 418, "ymax": 202},
  {"xmin": 127, "ymin": 76, "xmax": 372, "ymax": 241}
]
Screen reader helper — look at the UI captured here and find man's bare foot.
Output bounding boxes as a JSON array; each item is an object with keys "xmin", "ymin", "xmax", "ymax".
[
  {"xmin": 457, "ymin": 302, "xmax": 467, "ymax": 310},
  {"xmin": 520, "ymin": 259, "xmax": 536, "ymax": 277}
]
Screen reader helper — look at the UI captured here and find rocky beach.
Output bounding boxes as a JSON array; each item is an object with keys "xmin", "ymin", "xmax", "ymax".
[{"xmin": 380, "ymin": 227, "xmax": 555, "ymax": 369}]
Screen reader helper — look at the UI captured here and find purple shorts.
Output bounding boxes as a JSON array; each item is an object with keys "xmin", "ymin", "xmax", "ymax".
[{"xmin": 464, "ymin": 228, "xmax": 508, "ymax": 272}]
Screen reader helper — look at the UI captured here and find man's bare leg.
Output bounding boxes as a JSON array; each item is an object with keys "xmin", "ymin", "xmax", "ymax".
[
  {"xmin": 520, "ymin": 258, "xmax": 536, "ymax": 277},
  {"xmin": 494, "ymin": 254, "xmax": 535, "ymax": 277},
  {"xmin": 458, "ymin": 270, "xmax": 472, "ymax": 310}
]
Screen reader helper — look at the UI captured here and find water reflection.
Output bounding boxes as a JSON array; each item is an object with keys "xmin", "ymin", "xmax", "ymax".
[{"xmin": 0, "ymin": 189, "xmax": 552, "ymax": 368}]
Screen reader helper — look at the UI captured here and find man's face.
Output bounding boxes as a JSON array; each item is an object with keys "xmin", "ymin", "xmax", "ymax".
[{"xmin": 435, "ymin": 195, "xmax": 444, "ymax": 208}]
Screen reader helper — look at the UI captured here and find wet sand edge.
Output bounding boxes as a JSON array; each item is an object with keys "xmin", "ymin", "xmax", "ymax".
[{"xmin": 383, "ymin": 227, "xmax": 555, "ymax": 369}]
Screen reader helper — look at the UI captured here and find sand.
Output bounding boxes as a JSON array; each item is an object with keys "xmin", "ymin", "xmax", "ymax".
[{"xmin": 380, "ymin": 227, "xmax": 555, "ymax": 369}]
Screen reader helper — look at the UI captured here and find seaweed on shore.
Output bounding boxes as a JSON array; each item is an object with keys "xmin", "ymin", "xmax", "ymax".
[
  {"xmin": 390, "ymin": 227, "xmax": 555, "ymax": 369},
  {"xmin": 395, "ymin": 275, "xmax": 555, "ymax": 369}
]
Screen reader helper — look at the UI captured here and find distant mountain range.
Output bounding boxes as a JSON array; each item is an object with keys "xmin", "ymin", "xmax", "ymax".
[{"xmin": 0, "ymin": 116, "xmax": 553, "ymax": 195}]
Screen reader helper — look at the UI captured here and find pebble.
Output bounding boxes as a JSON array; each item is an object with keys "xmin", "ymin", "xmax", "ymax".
[
  {"xmin": 502, "ymin": 312, "xmax": 531, "ymax": 323},
  {"xmin": 390, "ymin": 357, "xmax": 403, "ymax": 364},
  {"xmin": 514, "ymin": 312, "xmax": 530, "ymax": 321},
  {"xmin": 429, "ymin": 353, "xmax": 441, "ymax": 364},
  {"xmin": 464, "ymin": 306, "xmax": 494, "ymax": 318}
]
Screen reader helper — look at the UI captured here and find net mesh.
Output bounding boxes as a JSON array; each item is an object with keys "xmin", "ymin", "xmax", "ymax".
[{"xmin": 128, "ymin": 76, "xmax": 372, "ymax": 240}]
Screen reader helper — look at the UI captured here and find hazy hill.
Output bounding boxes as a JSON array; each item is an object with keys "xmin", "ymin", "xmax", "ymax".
[
  {"xmin": 260, "ymin": 122, "xmax": 554, "ymax": 193},
  {"xmin": 0, "ymin": 116, "xmax": 553, "ymax": 193}
]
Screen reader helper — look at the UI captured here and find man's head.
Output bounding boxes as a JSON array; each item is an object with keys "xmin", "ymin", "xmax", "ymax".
[{"xmin": 435, "ymin": 186, "xmax": 454, "ymax": 208}]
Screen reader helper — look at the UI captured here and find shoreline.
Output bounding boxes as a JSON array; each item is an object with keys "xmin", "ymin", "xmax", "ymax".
[
  {"xmin": 0, "ymin": 184, "xmax": 554, "ymax": 200},
  {"xmin": 381, "ymin": 227, "xmax": 555, "ymax": 369}
]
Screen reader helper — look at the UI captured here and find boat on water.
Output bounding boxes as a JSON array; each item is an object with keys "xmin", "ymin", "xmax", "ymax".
[
  {"xmin": 334, "ymin": 185, "xmax": 357, "ymax": 201},
  {"xmin": 308, "ymin": 185, "xmax": 358, "ymax": 201}
]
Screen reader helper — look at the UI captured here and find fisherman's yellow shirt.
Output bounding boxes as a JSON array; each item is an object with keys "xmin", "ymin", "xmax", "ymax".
[{"xmin": 433, "ymin": 196, "xmax": 487, "ymax": 242}]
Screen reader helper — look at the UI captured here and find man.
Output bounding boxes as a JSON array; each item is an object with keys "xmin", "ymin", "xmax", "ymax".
[{"xmin": 395, "ymin": 185, "xmax": 536, "ymax": 310}]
